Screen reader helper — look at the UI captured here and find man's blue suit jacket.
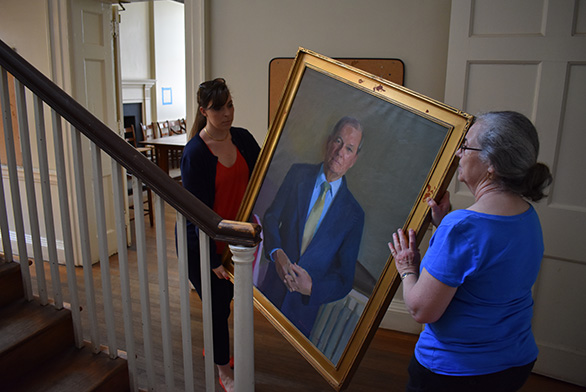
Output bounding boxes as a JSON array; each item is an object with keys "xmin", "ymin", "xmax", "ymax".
[{"xmin": 259, "ymin": 163, "xmax": 364, "ymax": 337}]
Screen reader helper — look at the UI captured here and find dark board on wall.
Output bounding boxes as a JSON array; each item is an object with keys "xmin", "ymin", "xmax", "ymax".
[{"xmin": 268, "ymin": 57, "xmax": 404, "ymax": 126}]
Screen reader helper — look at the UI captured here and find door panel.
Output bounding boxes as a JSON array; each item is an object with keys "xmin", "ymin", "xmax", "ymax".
[
  {"xmin": 69, "ymin": 0, "xmax": 118, "ymax": 261},
  {"xmin": 445, "ymin": 0, "xmax": 586, "ymax": 386}
]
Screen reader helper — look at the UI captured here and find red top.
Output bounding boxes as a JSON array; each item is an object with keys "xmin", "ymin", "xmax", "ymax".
[{"xmin": 213, "ymin": 149, "xmax": 249, "ymax": 254}]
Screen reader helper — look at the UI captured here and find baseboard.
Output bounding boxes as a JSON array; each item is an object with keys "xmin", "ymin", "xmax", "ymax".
[
  {"xmin": 379, "ymin": 299, "xmax": 422, "ymax": 334},
  {"xmin": 533, "ymin": 342, "xmax": 586, "ymax": 387}
]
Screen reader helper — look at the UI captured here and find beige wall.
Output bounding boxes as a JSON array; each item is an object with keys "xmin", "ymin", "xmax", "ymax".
[
  {"xmin": 118, "ymin": 0, "xmax": 452, "ymax": 143},
  {"xmin": 1, "ymin": 0, "xmax": 452, "ymax": 150},
  {"xmin": 202, "ymin": 0, "xmax": 452, "ymax": 142},
  {"xmin": 1, "ymin": 0, "xmax": 452, "ymax": 333},
  {"xmin": 0, "ymin": 0, "xmax": 52, "ymax": 78},
  {"xmin": 191, "ymin": 0, "xmax": 451, "ymax": 333}
]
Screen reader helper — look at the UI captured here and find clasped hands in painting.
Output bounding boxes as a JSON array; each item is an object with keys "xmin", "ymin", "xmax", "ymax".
[{"xmin": 272, "ymin": 249, "xmax": 312, "ymax": 295}]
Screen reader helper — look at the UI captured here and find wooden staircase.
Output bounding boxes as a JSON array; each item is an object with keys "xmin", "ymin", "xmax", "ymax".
[{"xmin": 0, "ymin": 260, "xmax": 130, "ymax": 392}]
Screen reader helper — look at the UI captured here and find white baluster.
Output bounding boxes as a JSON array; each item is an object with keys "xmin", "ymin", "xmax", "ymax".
[{"xmin": 230, "ymin": 244, "xmax": 257, "ymax": 392}]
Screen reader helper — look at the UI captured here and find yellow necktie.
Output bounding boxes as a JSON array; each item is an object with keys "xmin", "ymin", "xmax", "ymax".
[{"xmin": 300, "ymin": 181, "xmax": 330, "ymax": 254}]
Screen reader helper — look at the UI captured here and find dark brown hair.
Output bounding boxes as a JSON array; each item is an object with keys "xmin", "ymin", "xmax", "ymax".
[{"xmin": 189, "ymin": 78, "xmax": 230, "ymax": 139}]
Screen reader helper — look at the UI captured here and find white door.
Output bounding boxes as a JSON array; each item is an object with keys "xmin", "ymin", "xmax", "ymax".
[
  {"xmin": 68, "ymin": 0, "xmax": 119, "ymax": 261},
  {"xmin": 444, "ymin": 0, "xmax": 586, "ymax": 386}
]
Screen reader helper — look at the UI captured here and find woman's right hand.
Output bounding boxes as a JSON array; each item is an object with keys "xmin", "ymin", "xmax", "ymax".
[{"xmin": 428, "ymin": 191, "xmax": 451, "ymax": 228}]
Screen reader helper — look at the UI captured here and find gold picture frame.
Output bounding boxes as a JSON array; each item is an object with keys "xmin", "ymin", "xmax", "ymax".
[{"xmin": 236, "ymin": 48, "xmax": 473, "ymax": 390}]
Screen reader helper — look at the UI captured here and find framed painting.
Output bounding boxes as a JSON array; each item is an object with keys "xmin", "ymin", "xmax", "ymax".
[{"xmin": 235, "ymin": 48, "xmax": 473, "ymax": 390}]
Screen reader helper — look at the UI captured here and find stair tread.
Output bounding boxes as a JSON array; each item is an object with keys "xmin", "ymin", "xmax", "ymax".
[
  {"xmin": 0, "ymin": 298, "xmax": 72, "ymax": 354},
  {"xmin": 8, "ymin": 344, "xmax": 129, "ymax": 392}
]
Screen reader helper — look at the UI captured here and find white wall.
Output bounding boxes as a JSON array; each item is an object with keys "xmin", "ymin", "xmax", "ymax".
[
  {"xmin": 119, "ymin": 0, "xmax": 186, "ymax": 123},
  {"xmin": 153, "ymin": 1, "xmax": 186, "ymax": 121},
  {"xmin": 119, "ymin": 2, "xmax": 152, "ymax": 80},
  {"xmin": 205, "ymin": 0, "xmax": 452, "ymax": 143}
]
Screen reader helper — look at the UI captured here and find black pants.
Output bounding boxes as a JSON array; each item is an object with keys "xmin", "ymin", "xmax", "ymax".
[
  {"xmin": 184, "ymin": 227, "xmax": 233, "ymax": 367},
  {"xmin": 406, "ymin": 355, "xmax": 536, "ymax": 392},
  {"xmin": 189, "ymin": 267, "xmax": 233, "ymax": 367}
]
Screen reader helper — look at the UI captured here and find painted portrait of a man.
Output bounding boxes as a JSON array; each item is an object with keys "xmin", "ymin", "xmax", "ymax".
[
  {"xmin": 249, "ymin": 66, "xmax": 451, "ymax": 364},
  {"xmin": 258, "ymin": 116, "xmax": 365, "ymax": 337}
]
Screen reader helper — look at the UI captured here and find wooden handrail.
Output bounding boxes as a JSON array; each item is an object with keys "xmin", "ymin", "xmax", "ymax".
[{"xmin": 0, "ymin": 39, "xmax": 260, "ymax": 247}]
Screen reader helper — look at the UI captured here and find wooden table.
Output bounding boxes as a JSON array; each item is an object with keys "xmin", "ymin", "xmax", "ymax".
[{"xmin": 141, "ymin": 133, "xmax": 188, "ymax": 175}]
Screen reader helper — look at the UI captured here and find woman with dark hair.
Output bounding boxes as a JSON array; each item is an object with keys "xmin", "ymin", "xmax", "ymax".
[
  {"xmin": 180, "ymin": 78, "xmax": 260, "ymax": 391},
  {"xmin": 389, "ymin": 111, "xmax": 552, "ymax": 392}
]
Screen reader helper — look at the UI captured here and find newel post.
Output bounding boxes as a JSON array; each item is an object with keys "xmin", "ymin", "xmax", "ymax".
[{"xmin": 229, "ymin": 244, "xmax": 257, "ymax": 392}]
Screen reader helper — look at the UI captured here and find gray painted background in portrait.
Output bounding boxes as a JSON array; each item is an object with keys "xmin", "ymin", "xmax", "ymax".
[{"xmin": 252, "ymin": 68, "xmax": 448, "ymax": 295}]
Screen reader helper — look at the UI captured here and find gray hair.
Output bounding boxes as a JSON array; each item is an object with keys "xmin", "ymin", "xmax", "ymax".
[
  {"xmin": 474, "ymin": 111, "xmax": 552, "ymax": 201},
  {"xmin": 329, "ymin": 116, "xmax": 364, "ymax": 153}
]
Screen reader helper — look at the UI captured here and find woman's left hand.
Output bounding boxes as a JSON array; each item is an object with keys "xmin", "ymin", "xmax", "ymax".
[
  {"xmin": 388, "ymin": 228, "xmax": 421, "ymax": 277},
  {"xmin": 389, "ymin": 228, "xmax": 457, "ymax": 324},
  {"xmin": 212, "ymin": 264, "xmax": 231, "ymax": 280}
]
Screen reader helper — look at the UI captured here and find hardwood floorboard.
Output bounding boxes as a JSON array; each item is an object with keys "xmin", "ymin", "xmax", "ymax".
[{"xmin": 31, "ymin": 204, "xmax": 584, "ymax": 391}]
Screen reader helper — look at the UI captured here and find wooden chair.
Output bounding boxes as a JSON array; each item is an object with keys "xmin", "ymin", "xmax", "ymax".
[
  {"xmin": 179, "ymin": 118, "xmax": 187, "ymax": 133},
  {"xmin": 127, "ymin": 177, "xmax": 154, "ymax": 227},
  {"xmin": 156, "ymin": 120, "xmax": 170, "ymax": 138},
  {"xmin": 168, "ymin": 119, "xmax": 183, "ymax": 135},
  {"xmin": 124, "ymin": 125, "xmax": 154, "ymax": 226},
  {"xmin": 156, "ymin": 120, "xmax": 182, "ymax": 172},
  {"xmin": 140, "ymin": 122, "xmax": 157, "ymax": 142},
  {"xmin": 139, "ymin": 122, "xmax": 157, "ymax": 165},
  {"xmin": 124, "ymin": 124, "xmax": 153, "ymax": 154}
]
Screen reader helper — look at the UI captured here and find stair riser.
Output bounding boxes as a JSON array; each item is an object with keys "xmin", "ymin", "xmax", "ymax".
[
  {"xmin": 0, "ymin": 262, "xmax": 24, "ymax": 307},
  {"xmin": 0, "ymin": 308, "xmax": 74, "ymax": 385},
  {"xmin": 93, "ymin": 364, "xmax": 131, "ymax": 392}
]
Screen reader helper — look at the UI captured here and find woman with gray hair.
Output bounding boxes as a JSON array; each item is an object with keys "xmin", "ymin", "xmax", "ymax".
[{"xmin": 388, "ymin": 111, "xmax": 552, "ymax": 391}]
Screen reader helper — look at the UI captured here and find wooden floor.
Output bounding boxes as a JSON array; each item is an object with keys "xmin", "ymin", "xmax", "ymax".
[{"xmin": 35, "ymin": 204, "xmax": 585, "ymax": 392}]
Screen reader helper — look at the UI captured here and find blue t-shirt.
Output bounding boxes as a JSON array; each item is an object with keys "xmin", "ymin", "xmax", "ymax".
[{"xmin": 415, "ymin": 206, "xmax": 543, "ymax": 376}]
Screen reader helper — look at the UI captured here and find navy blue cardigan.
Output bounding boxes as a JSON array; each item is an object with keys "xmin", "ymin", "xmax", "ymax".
[{"xmin": 180, "ymin": 126, "xmax": 260, "ymax": 268}]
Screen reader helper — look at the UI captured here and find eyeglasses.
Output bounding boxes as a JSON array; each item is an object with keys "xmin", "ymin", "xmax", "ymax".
[
  {"xmin": 459, "ymin": 141, "xmax": 482, "ymax": 152},
  {"xmin": 199, "ymin": 78, "xmax": 226, "ymax": 89}
]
